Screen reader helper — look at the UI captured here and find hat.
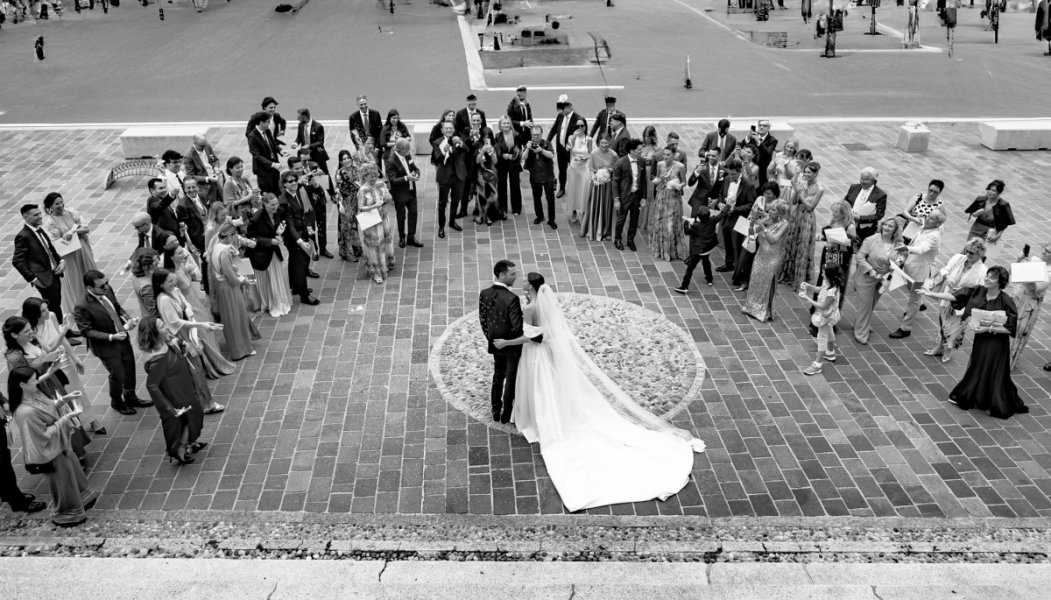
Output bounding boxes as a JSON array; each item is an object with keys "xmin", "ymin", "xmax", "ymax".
[
  {"xmin": 604, "ymin": 96, "xmax": 616, "ymax": 104},
  {"xmin": 261, "ymin": 96, "xmax": 278, "ymax": 108},
  {"xmin": 466, "ymin": 93, "xmax": 477, "ymax": 101},
  {"xmin": 516, "ymin": 85, "xmax": 527, "ymax": 92},
  {"xmin": 557, "ymin": 93, "xmax": 569, "ymax": 103}
]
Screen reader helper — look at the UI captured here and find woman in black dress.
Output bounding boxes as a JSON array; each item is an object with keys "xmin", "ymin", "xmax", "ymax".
[{"xmin": 949, "ymin": 266, "xmax": 1029, "ymax": 419}]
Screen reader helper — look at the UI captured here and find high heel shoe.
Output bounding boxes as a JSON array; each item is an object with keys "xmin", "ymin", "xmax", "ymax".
[
  {"xmin": 168, "ymin": 444, "xmax": 196, "ymax": 465},
  {"xmin": 189, "ymin": 441, "xmax": 208, "ymax": 453}
]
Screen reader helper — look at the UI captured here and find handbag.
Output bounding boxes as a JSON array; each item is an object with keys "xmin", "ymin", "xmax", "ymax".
[
  {"xmin": 743, "ymin": 233, "xmax": 758, "ymax": 254},
  {"xmin": 25, "ymin": 461, "xmax": 55, "ymax": 474}
]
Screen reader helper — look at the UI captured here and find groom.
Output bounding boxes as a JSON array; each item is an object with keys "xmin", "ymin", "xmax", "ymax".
[{"xmin": 479, "ymin": 259, "xmax": 524, "ymax": 424}]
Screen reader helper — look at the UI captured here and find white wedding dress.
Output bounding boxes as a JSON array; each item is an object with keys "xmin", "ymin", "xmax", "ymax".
[{"xmin": 512, "ymin": 285, "xmax": 705, "ymax": 512}]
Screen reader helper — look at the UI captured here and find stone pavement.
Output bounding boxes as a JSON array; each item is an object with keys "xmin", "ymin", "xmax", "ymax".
[{"xmin": 0, "ymin": 120, "xmax": 1050, "ymax": 525}]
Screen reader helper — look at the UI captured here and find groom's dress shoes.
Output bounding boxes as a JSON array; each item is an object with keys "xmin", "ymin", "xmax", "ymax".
[
  {"xmin": 627, "ymin": 241, "xmax": 636, "ymax": 252},
  {"xmin": 614, "ymin": 240, "xmax": 624, "ymax": 251}
]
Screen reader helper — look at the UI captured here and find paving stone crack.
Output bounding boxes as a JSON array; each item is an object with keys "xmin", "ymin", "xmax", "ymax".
[
  {"xmin": 377, "ymin": 557, "xmax": 390, "ymax": 582},
  {"xmin": 567, "ymin": 583, "xmax": 577, "ymax": 600},
  {"xmin": 265, "ymin": 582, "xmax": 279, "ymax": 600},
  {"xmin": 871, "ymin": 585, "xmax": 885, "ymax": 600}
]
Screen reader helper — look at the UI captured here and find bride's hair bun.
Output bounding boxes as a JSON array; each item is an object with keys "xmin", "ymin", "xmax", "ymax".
[{"xmin": 527, "ymin": 272, "xmax": 545, "ymax": 293}]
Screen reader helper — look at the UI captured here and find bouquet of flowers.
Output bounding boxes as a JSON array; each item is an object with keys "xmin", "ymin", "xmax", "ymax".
[{"xmin": 592, "ymin": 168, "xmax": 611, "ymax": 184}]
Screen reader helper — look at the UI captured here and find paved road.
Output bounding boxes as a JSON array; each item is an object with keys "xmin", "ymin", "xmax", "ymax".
[{"xmin": 0, "ymin": 0, "xmax": 1047, "ymax": 123}]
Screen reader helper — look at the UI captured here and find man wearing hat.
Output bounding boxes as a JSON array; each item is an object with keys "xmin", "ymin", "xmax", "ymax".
[
  {"xmin": 506, "ymin": 86, "xmax": 533, "ymax": 146},
  {"xmin": 348, "ymin": 95, "xmax": 383, "ymax": 152},
  {"xmin": 547, "ymin": 99, "xmax": 586, "ymax": 199},
  {"xmin": 590, "ymin": 96, "xmax": 620, "ymax": 143},
  {"xmin": 454, "ymin": 93, "xmax": 487, "ymax": 138}
]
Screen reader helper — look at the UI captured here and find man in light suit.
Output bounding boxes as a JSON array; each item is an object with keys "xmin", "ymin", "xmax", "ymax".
[
  {"xmin": 714, "ymin": 158, "xmax": 757, "ymax": 272},
  {"xmin": 184, "ymin": 135, "xmax": 223, "ymax": 205},
  {"xmin": 546, "ymin": 101, "xmax": 586, "ymax": 198},
  {"xmin": 387, "ymin": 138, "xmax": 424, "ymax": 249},
  {"xmin": 432, "ymin": 121, "xmax": 468, "ymax": 239},
  {"xmin": 844, "ymin": 166, "xmax": 888, "ymax": 243},
  {"xmin": 699, "ymin": 119, "xmax": 737, "ymax": 163},
  {"xmin": 454, "ymin": 93, "xmax": 487, "ymax": 137},
  {"xmin": 590, "ymin": 96, "xmax": 620, "ymax": 143},
  {"xmin": 506, "ymin": 86, "xmax": 534, "ymax": 146},
  {"xmin": 611, "ymin": 139, "xmax": 648, "ymax": 251},
  {"xmin": 687, "ymin": 149, "xmax": 724, "ymax": 212},
  {"xmin": 247, "ymin": 111, "xmax": 284, "ymax": 196},
  {"xmin": 12, "ymin": 203, "xmax": 66, "ymax": 322}
]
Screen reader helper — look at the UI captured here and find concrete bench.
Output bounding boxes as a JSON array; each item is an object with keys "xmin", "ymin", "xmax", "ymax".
[
  {"xmin": 896, "ymin": 123, "xmax": 930, "ymax": 153},
  {"xmin": 410, "ymin": 122, "xmax": 433, "ymax": 156},
  {"xmin": 120, "ymin": 125, "xmax": 205, "ymax": 159},
  {"xmin": 980, "ymin": 120, "xmax": 1051, "ymax": 151}
]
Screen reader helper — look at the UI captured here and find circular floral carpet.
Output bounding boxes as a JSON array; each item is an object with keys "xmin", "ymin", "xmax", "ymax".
[{"xmin": 430, "ymin": 293, "xmax": 706, "ymax": 434}]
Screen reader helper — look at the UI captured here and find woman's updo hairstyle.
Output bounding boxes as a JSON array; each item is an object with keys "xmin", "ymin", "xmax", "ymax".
[{"xmin": 526, "ymin": 273, "xmax": 545, "ymax": 293}]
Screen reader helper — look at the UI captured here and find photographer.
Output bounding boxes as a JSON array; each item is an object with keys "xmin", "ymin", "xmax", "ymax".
[{"xmin": 522, "ymin": 126, "xmax": 557, "ymax": 229}]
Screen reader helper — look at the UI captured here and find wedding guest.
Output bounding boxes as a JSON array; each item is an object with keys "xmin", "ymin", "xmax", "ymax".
[
  {"xmin": 852, "ymin": 219, "xmax": 905, "ymax": 345},
  {"xmin": 637, "ymin": 126, "xmax": 660, "ymax": 230},
  {"xmin": 222, "ymin": 157, "xmax": 260, "ymax": 227},
  {"xmin": 137, "ymin": 316, "xmax": 208, "ymax": 465},
  {"xmin": 742, "ymin": 199, "xmax": 790, "ymax": 321},
  {"xmin": 714, "ymin": 158, "xmax": 757, "ymax": 273},
  {"xmin": 8, "ymin": 367, "xmax": 98, "ymax": 527},
  {"xmin": 22, "ymin": 298, "xmax": 102, "ymax": 434},
  {"xmin": 1008, "ymin": 242, "xmax": 1051, "ymax": 370},
  {"xmin": 429, "ymin": 109, "xmax": 457, "ymax": 148},
  {"xmin": 647, "ymin": 145, "xmax": 687, "ymax": 261},
  {"xmin": 245, "ymin": 193, "xmax": 292, "ymax": 318},
  {"xmin": 780, "ymin": 148, "xmax": 813, "ymax": 207},
  {"xmin": 170, "ymin": 245, "xmax": 235, "ymax": 378},
  {"xmin": 464, "ymin": 112, "xmax": 495, "ymax": 220},
  {"xmin": 154, "ymin": 269, "xmax": 225, "ymax": 414},
  {"xmin": 0, "ymin": 389, "xmax": 47, "ymax": 514},
  {"xmin": 278, "ymin": 171, "xmax": 320, "ymax": 306},
  {"xmin": 524, "ymin": 125, "xmax": 557, "ymax": 229},
  {"xmin": 289, "ymin": 154, "xmax": 332, "ymax": 260},
  {"xmin": 387, "ymin": 138, "xmax": 425, "ymax": 244},
  {"xmin": 898, "ymin": 179, "xmax": 944, "ymax": 243},
  {"xmin": 378, "ymin": 108, "xmax": 411, "ymax": 172},
  {"xmin": 964, "ymin": 180, "xmax": 1015, "ymax": 260},
  {"xmin": 778, "ymin": 161, "xmax": 824, "ymax": 285},
  {"xmin": 733, "ymin": 182, "xmax": 779, "ymax": 291},
  {"xmin": 814, "ymin": 200, "xmax": 857, "ymax": 310},
  {"xmin": 4, "ymin": 316, "xmax": 68, "ymax": 409},
  {"xmin": 432, "ymin": 120, "xmax": 468, "ymax": 237},
  {"xmin": 919, "ymin": 238, "xmax": 988, "ymax": 363},
  {"xmin": 209, "ymin": 223, "xmax": 259, "ymax": 360},
  {"xmin": 767, "ymin": 139, "xmax": 799, "ymax": 187},
  {"xmin": 800, "ymin": 263, "xmax": 844, "ymax": 376},
  {"xmin": 472, "ymin": 136, "xmax": 501, "ymax": 226},
  {"xmin": 889, "ymin": 209, "xmax": 944, "ymax": 339},
  {"xmin": 742, "ymin": 119, "xmax": 778, "ymax": 186},
  {"xmin": 130, "ymin": 247, "xmax": 161, "ymax": 319},
  {"xmin": 687, "ymin": 149, "xmax": 724, "ymax": 210},
  {"xmin": 74, "ymin": 270, "xmax": 150, "ymax": 416},
  {"xmin": 357, "ymin": 163, "xmax": 397, "ymax": 285},
  {"xmin": 948, "ymin": 266, "xmax": 1028, "ymax": 419},
  {"xmin": 13, "ymin": 203, "xmax": 66, "ymax": 323},
  {"xmin": 494, "ymin": 116, "xmax": 524, "ymax": 217},
  {"xmin": 580, "ymin": 136, "xmax": 616, "ymax": 242},
  {"xmin": 675, "ymin": 202, "xmax": 723, "ymax": 293},
  {"xmin": 844, "ymin": 167, "xmax": 887, "ymax": 244},
  {"xmin": 738, "ymin": 146, "xmax": 760, "ymax": 187},
  {"xmin": 612, "ymin": 139, "xmax": 649, "ymax": 251},
  {"xmin": 334, "ymin": 149, "xmax": 364, "ymax": 262},
  {"xmin": 564, "ymin": 121, "xmax": 592, "ymax": 225},
  {"xmin": 42, "ymin": 193, "xmax": 97, "ymax": 312}
]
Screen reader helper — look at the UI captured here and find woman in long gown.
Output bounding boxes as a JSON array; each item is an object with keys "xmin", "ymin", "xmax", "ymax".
[
  {"xmin": 42, "ymin": 193, "xmax": 97, "ymax": 310},
  {"xmin": 778, "ymin": 161, "xmax": 825, "ymax": 286},
  {"xmin": 246, "ymin": 194, "xmax": 294, "ymax": 318},
  {"xmin": 154, "ymin": 269, "xmax": 225, "ymax": 414},
  {"xmin": 357, "ymin": 163, "xmax": 396, "ymax": 285},
  {"xmin": 637, "ymin": 126, "xmax": 660, "ymax": 231},
  {"xmin": 137, "ymin": 317, "xmax": 207, "ymax": 464},
  {"xmin": 733, "ymin": 182, "xmax": 779, "ymax": 291},
  {"xmin": 742, "ymin": 199, "xmax": 790, "ymax": 322},
  {"xmin": 498, "ymin": 273, "xmax": 705, "ymax": 512},
  {"xmin": 334, "ymin": 149, "xmax": 364, "ymax": 262},
  {"xmin": 1008, "ymin": 244, "xmax": 1051, "ymax": 370},
  {"xmin": 918, "ymin": 238, "xmax": 988, "ymax": 363},
  {"xmin": 204, "ymin": 203, "xmax": 259, "ymax": 316},
  {"xmin": 171, "ymin": 245, "xmax": 236, "ymax": 376},
  {"xmin": 580, "ymin": 136, "xmax": 617, "ymax": 242},
  {"xmin": 738, "ymin": 146, "xmax": 760, "ymax": 188},
  {"xmin": 9, "ymin": 367, "xmax": 98, "ymax": 527},
  {"xmin": 646, "ymin": 147, "xmax": 687, "ymax": 261},
  {"xmin": 209, "ymin": 223, "xmax": 259, "ymax": 361},
  {"xmin": 767, "ymin": 139, "xmax": 799, "ymax": 189},
  {"xmin": 131, "ymin": 247, "xmax": 161, "ymax": 319},
  {"xmin": 564, "ymin": 122, "xmax": 592, "ymax": 225},
  {"xmin": 948, "ymin": 266, "xmax": 1028, "ymax": 419}
]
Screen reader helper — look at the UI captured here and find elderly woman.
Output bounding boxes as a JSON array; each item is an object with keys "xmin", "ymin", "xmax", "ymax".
[
  {"xmin": 852, "ymin": 219, "xmax": 906, "ymax": 345},
  {"xmin": 779, "ymin": 160, "xmax": 825, "ymax": 286},
  {"xmin": 647, "ymin": 145, "xmax": 687, "ymax": 261},
  {"xmin": 1008, "ymin": 242, "xmax": 1051, "ymax": 371},
  {"xmin": 898, "ymin": 179, "xmax": 945, "ymax": 243},
  {"xmin": 890, "ymin": 209, "xmax": 945, "ymax": 339},
  {"xmin": 919, "ymin": 237, "xmax": 989, "ymax": 363},
  {"xmin": 964, "ymin": 180, "xmax": 1014, "ymax": 261},
  {"xmin": 209, "ymin": 222, "xmax": 260, "ymax": 360},
  {"xmin": 8, "ymin": 367, "xmax": 98, "ymax": 527},
  {"xmin": 334, "ymin": 149, "xmax": 364, "ymax": 262},
  {"xmin": 948, "ymin": 266, "xmax": 1028, "ymax": 419},
  {"xmin": 42, "ymin": 192, "xmax": 98, "ymax": 310},
  {"xmin": 221, "ymin": 156, "xmax": 261, "ymax": 226},
  {"xmin": 137, "ymin": 316, "xmax": 208, "ymax": 465},
  {"xmin": 742, "ymin": 198, "xmax": 790, "ymax": 322},
  {"xmin": 357, "ymin": 163, "xmax": 396, "ymax": 284},
  {"xmin": 131, "ymin": 247, "xmax": 162, "ymax": 319}
]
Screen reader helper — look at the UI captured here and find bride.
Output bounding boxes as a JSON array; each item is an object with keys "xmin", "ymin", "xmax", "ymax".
[{"xmin": 494, "ymin": 273, "xmax": 705, "ymax": 512}]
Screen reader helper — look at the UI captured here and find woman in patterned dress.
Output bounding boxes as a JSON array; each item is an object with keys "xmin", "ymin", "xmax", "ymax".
[
  {"xmin": 778, "ymin": 161, "xmax": 825, "ymax": 286},
  {"xmin": 646, "ymin": 146, "xmax": 687, "ymax": 261},
  {"xmin": 334, "ymin": 149, "xmax": 364, "ymax": 262},
  {"xmin": 742, "ymin": 199, "xmax": 790, "ymax": 322},
  {"xmin": 221, "ymin": 157, "xmax": 260, "ymax": 227},
  {"xmin": 42, "ymin": 193, "xmax": 98, "ymax": 310},
  {"xmin": 357, "ymin": 163, "xmax": 396, "ymax": 285},
  {"xmin": 897, "ymin": 179, "xmax": 945, "ymax": 243}
]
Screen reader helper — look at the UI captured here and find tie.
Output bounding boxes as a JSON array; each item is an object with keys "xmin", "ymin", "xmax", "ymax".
[
  {"xmin": 719, "ymin": 136, "xmax": 724, "ymax": 154},
  {"xmin": 362, "ymin": 112, "xmax": 369, "ymax": 133},
  {"xmin": 561, "ymin": 115, "xmax": 570, "ymax": 146},
  {"xmin": 606, "ymin": 113, "xmax": 612, "ymax": 131},
  {"xmin": 710, "ymin": 165, "xmax": 717, "ymax": 182},
  {"xmin": 97, "ymin": 294, "xmax": 124, "ymax": 334},
  {"xmin": 35, "ymin": 228, "xmax": 58, "ymax": 268},
  {"xmin": 304, "ymin": 122, "xmax": 312, "ymax": 148},
  {"xmin": 139, "ymin": 232, "xmax": 147, "ymax": 247},
  {"xmin": 263, "ymin": 131, "xmax": 274, "ymax": 157}
]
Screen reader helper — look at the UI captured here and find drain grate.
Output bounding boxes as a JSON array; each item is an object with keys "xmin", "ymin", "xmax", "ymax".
[{"xmin": 842, "ymin": 143, "xmax": 872, "ymax": 152}]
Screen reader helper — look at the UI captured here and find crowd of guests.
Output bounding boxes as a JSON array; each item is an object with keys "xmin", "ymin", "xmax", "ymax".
[{"xmin": 2, "ymin": 90, "xmax": 1047, "ymax": 526}]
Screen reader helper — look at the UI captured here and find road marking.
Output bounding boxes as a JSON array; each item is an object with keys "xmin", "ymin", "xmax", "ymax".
[
  {"xmin": 458, "ymin": 15, "xmax": 487, "ymax": 90},
  {"xmin": 486, "ymin": 85, "xmax": 625, "ymax": 91},
  {"xmin": 669, "ymin": 0, "xmax": 739, "ymax": 36},
  {"xmin": 771, "ymin": 62, "xmax": 791, "ymax": 72}
]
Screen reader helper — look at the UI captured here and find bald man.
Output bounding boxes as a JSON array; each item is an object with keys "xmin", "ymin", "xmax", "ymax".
[
  {"xmin": 184, "ymin": 135, "xmax": 223, "ymax": 205},
  {"xmin": 844, "ymin": 166, "xmax": 887, "ymax": 242}
]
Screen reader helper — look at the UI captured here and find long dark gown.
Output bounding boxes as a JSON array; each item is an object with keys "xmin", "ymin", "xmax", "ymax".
[
  {"xmin": 144, "ymin": 348, "xmax": 205, "ymax": 458},
  {"xmin": 949, "ymin": 287, "xmax": 1028, "ymax": 419}
]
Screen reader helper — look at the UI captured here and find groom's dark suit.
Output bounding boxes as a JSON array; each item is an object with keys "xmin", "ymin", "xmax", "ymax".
[{"xmin": 479, "ymin": 282, "xmax": 524, "ymax": 423}]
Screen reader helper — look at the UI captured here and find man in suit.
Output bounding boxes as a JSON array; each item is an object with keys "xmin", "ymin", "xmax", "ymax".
[
  {"xmin": 478, "ymin": 259, "xmax": 525, "ymax": 424},
  {"xmin": 608, "ymin": 113, "xmax": 630, "ymax": 157},
  {"xmin": 294, "ymin": 108, "xmax": 332, "ymax": 187},
  {"xmin": 611, "ymin": 139, "xmax": 648, "ymax": 251},
  {"xmin": 244, "ymin": 96, "xmax": 287, "ymax": 146},
  {"xmin": 675, "ymin": 203, "xmax": 724, "ymax": 293},
  {"xmin": 454, "ymin": 93, "xmax": 487, "ymax": 137},
  {"xmin": 130, "ymin": 212, "xmax": 173, "ymax": 259},
  {"xmin": 590, "ymin": 96, "xmax": 620, "ymax": 144},
  {"xmin": 506, "ymin": 86, "xmax": 534, "ymax": 145},
  {"xmin": 145, "ymin": 177, "xmax": 184, "ymax": 247},
  {"xmin": 74, "ymin": 269, "xmax": 152, "ymax": 415},
  {"xmin": 290, "ymin": 151, "xmax": 333, "ymax": 260},
  {"xmin": 348, "ymin": 95, "xmax": 382, "ymax": 147},
  {"xmin": 687, "ymin": 149, "xmax": 724, "ymax": 211},
  {"xmin": 699, "ymin": 119, "xmax": 737, "ymax": 163},
  {"xmin": 247, "ymin": 111, "xmax": 283, "ymax": 196},
  {"xmin": 666, "ymin": 131, "xmax": 688, "ymax": 170},
  {"xmin": 159, "ymin": 149, "xmax": 187, "ymax": 201},
  {"xmin": 844, "ymin": 166, "xmax": 888, "ymax": 243},
  {"xmin": 387, "ymin": 138, "xmax": 424, "ymax": 249},
  {"xmin": 176, "ymin": 178, "xmax": 209, "ymax": 288},
  {"xmin": 742, "ymin": 119, "xmax": 778, "ymax": 186},
  {"xmin": 184, "ymin": 135, "xmax": 223, "ymax": 205},
  {"xmin": 12, "ymin": 204, "xmax": 66, "ymax": 322},
  {"xmin": 432, "ymin": 121, "xmax": 468, "ymax": 239},
  {"xmin": 546, "ymin": 101, "xmax": 586, "ymax": 198},
  {"xmin": 245, "ymin": 194, "xmax": 287, "ymax": 298},
  {"xmin": 523, "ymin": 126, "xmax": 557, "ymax": 229},
  {"xmin": 277, "ymin": 170, "xmax": 320, "ymax": 306},
  {"xmin": 714, "ymin": 158, "xmax": 757, "ymax": 272}
]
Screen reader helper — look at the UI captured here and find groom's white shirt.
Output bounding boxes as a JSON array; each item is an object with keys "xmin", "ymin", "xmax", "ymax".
[{"xmin": 493, "ymin": 281, "xmax": 511, "ymax": 290}]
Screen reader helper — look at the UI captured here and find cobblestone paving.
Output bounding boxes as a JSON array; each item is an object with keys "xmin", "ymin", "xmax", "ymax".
[{"xmin": 1, "ymin": 122, "xmax": 1049, "ymax": 520}]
